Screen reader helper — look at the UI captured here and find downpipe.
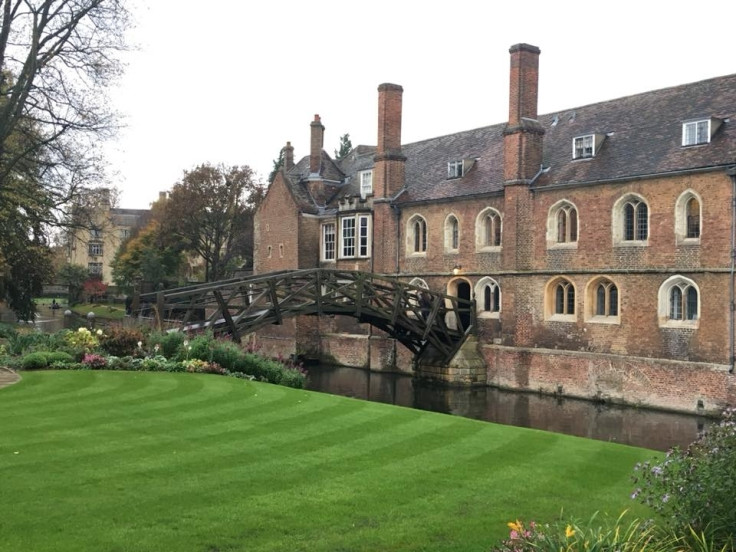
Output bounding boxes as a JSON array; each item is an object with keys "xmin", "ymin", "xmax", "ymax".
[{"xmin": 728, "ymin": 165, "xmax": 736, "ymax": 374}]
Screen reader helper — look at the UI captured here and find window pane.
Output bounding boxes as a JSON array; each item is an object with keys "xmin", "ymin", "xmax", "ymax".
[
  {"xmin": 323, "ymin": 224, "xmax": 335, "ymax": 260},
  {"xmin": 484, "ymin": 286, "xmax": 491, "ymax": 312},
  {"xmin": 670, "ymin": 287, "xmax": 683, "ymax": 320},
  {"xmin": 636, "ymin": 203, "xmax": 648, "ymax": 240},
  {"xmin": 569, "ymin": 208, "xmax": 578, "ymax": 242},
  {"xmin": 555, "ymin": 285, "xmax": 564, "ymax": 314},
  {"xmin": 686, "ymin": 286, "xmax": 698, "ymax": 320},
  {"xmin": 557, "ymin": 210, "xmax": 566, "ymax": 242},
  {"xmin": 451, "ymin": 218, "xmax": 458, "ymax": 249},
  {"xmin": 493, "ymin": 214, "xmax": 501, "ymax": 246},
  {"xmin": 696, "ymin": 120, "xmax": 709, "ymax": 144},
  {"xmin": 420, "ymin": 220, "xmax": 427, "ymax": 251},
  {"xmin": 566, "ymin": 284, "xmax": 575, "ymax": 315},
  {"xmin": 342, "ymin": 218, "xmax": 355, "ymax": 257},
  {"xmin": 359, "ymin": 217, "xmax": 369, "ymax": 256},
  {"xmin": 624, "ymin": 203, "xmax": 635, "ymax": 240},
  {"xmin": 492, "ymin": 285, "xmax": 500, "ymax": 312},
  {"xmin": 609, "ymin": 285, "xmax": 618, "ymax": 316},
  {"xmin": 596, "ymin": 284, "xmax": 606, "ymax": 315},
  {"xmin": 686, "ymin": 198, "xmax": 700, "ymax": 238}
]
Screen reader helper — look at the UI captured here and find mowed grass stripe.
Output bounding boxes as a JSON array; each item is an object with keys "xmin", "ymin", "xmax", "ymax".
[{"xmin": 0, "ymin": 371, "xmax": 655, "ymax": 552}]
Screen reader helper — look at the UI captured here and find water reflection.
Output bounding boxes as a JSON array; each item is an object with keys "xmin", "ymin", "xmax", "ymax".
[{"xmin": 306, "ymin": 365, "xmax": 710, "ymax": 451}]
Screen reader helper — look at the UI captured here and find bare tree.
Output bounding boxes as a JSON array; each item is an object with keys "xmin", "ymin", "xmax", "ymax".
[{"xmin": 0, "ymin": 0, "xmax": 130, "ymax": 317}]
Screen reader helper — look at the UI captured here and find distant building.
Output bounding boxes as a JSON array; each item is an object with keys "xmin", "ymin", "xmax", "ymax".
[
  {"xmin": 66, "ymin": 190, "xmax": 149, "ymax": 285},
  {"xmin": 254, "ymin": 44, "xmax": 736, "ymax": 413}
]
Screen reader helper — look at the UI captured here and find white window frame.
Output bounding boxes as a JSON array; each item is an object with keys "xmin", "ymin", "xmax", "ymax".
[
  {"xmin": 682, "ymin": 120, "xmax": 710, "ymax": 146},
  {"xmin": 339, "ymin": 214, "xmax": 371, "ymax": 259},
  {"xmin": 88, "ymin": 262, "xmax": 103, "ymax": 275},
  {"xmin": 88, "ymin": 242, "xmax": 103, "ymax": 256},
  {"xmin": 359, "ymin": 170, "xmax": 373, "ymax": 198},
  {"xmin": 447, "ymin": 160, "xmax": 463, "ymax": 179},
  {"xmin": 573, "ymin": 135, "xmax": 595, "ymax": 159},
  {"xmin": 322, "ymin": 223, "xmax": 336, "ymax": 261}
]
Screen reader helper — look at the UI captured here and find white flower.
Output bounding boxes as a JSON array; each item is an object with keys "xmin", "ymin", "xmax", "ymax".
[
  {"xmin": 96, "ymin": 329, "xmax": 103, "ymax": 336},
  {"xmin": 137, "ymin": 341, "xmax": 143, "ymax": 348}
]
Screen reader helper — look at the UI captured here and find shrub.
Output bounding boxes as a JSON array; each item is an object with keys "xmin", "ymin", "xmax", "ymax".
[
  {"xmin": 632, "ymin": 408, "xmax": 736, "ymax": 549},
  {"xmin": 187, "ymin": 334, "xmax": 215, "ymax": 362},
  {"xmin": 182, "ymin": 358, "xmax": 225, "ymax": 375},
  {"xmin": 99, "ymin": 327, "xmax": 144, "ymax": 357},
  {"xmin": 279, "ymin": 367, "xmax": 306, "ymax": 389},
  {"xmin": 7, "ymin": 330, "xmax": 55, "ymax": 356},
  {"xmin": 211, "ymin": 340, "xmax": 242, "ymax": 371},
  {"xmin": 20, "ymin": 351, "xmax": 52, "ymax": 370},
  {"xmin": 46, "ymin": 351, "xmax": 74, "ymax": 366},
  {"xmin": 148, "ymin": 331, "xmax": 186, "ymax": 360}
]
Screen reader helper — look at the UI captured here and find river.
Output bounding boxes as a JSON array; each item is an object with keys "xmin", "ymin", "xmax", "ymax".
[{"xmin": 305, "ymin": 365, "xmax": 710, "ymax": 451}]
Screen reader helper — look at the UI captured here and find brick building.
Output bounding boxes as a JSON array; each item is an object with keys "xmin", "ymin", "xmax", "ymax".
[{"xmin": 255, "ymin": 43, "xmax": 736, "ymax": 414}]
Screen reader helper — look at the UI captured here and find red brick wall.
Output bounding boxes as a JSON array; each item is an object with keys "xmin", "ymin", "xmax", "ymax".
[{"xmin": 484, "ymin": 344, "xmax": 736, "ymax": 414}]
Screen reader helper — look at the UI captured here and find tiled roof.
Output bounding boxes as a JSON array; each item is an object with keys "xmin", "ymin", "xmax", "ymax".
[{"xmin": 283, "ymin": 73, "xmax": 736, "ymax": 209}]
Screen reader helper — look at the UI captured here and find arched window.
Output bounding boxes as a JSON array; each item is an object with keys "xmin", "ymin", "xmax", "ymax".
[
  {"xmin": 675, "ymin": 190, "xmax": 702, "ymax": 243},
  {"xmin": 613, "ymin": 194, "xmax": 649, "ymax": 245},
  {"xmin": 407, "ymin": 215, "xmax": 428, "ymax": 255},
  {"xmin": 547, "ymin": 200, "xmax": 578, "ymax": 247},
  {"xmin": 584, "ymin": 277, "xmax": 619, "ymax": 322},
  {"xmin": 475, "ymin": 208, "xmax": 502, "ymax": 250},
  {"xmin": 475, "ymin": 277, "xmax": 500, "ymax": 318},
  {"xmin": 546, "ymin": 277, "xmax": 576, "ymax": 320},
  {"xmin": 444, "ymin": 214, "xmax": 459, "ymax": 252},
  {"xmin": 658, "ymin": 276, "xmax": 700, "ymax": 327}
]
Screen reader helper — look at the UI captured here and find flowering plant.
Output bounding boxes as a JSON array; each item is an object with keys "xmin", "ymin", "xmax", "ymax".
[
  {"xmin": 81, "ymin": 353, "xmax": 107, "ymax": 369},
  {"xmin": 64, "ymin": 327, "xmax": 100, "ymax": 352},
  {"xmin": 632, "ymin": 408, "xmax": 736, "ymax": 548},
  {"xmin": 490, "ymin": 512, "xmax": 671, "ymax": 552}
]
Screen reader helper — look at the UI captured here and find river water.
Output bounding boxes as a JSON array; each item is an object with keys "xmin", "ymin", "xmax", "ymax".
[{"xmin": 305, "ymin": 365, "xmax": 710, "ymax": 451}]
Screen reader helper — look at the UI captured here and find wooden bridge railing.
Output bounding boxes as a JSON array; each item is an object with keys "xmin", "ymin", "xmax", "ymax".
[{"xmin": 136, "ymin": 269, "xmax": 475, "ymax": 363}]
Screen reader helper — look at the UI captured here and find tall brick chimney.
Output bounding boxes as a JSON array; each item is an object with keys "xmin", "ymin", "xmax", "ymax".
[
  {"xmin": 284, "ymin": 141, "xmax": 294, "ymax": 171},
  {"xmin": 309, "ymin": 114, "xmax": 324, "ymax": 175},
  {"xmin": 373, "ymin": 83, "xmax": 406, "ymax": 198},
  {"xmin": 503, "ymin": 43, "xmax": 544, "ymax": 184}
]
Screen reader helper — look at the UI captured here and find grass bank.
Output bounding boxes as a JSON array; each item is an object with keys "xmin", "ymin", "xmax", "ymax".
[{"xmin": 0, "ymin": 371, "xmax": 655, "ymax": 551}]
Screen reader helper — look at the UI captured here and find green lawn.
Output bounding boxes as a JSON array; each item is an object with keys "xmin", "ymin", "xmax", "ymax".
[
  {"xmin": 69, "ymin": 302, "xmax": 127, "ymax": 320},
  {"xmin": 0, "ymin": 371, "xmax": 656, "ymax": 552}
]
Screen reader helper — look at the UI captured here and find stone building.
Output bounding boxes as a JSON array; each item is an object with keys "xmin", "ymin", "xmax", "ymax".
[
  {"xmin": 66, "ymin": 190, "xmax": 149, "ymax": 285},
  {"xmin": 254, "ymin": 43, "xmax": 736, "ymax": 414}
]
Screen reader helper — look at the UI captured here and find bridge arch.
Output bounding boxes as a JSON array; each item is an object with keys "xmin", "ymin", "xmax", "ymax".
[{"xmin": 139, "ymin": 269, "xmax": 475, "ymax": 363}]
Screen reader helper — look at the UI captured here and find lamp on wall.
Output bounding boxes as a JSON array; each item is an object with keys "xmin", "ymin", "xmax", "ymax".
[{"xmin": 452, "ymin": 264, "xmax": 462, "ymax": 276}]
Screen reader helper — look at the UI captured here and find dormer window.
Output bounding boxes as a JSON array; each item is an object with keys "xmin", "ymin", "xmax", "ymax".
[
  {"xmin": 682, "ymin": 117, "xmax": 724, "ymax": 146},
  {"xmin": 447, "ymin": 160, "xmax": 463, "ymax": 179},
  {"xmin": 359, "ymin": 170, "xmax": 373, "ymax": 198},
  {"xmin": 573, "ymin": 134, "xmax": 606, "ymax": 159}
]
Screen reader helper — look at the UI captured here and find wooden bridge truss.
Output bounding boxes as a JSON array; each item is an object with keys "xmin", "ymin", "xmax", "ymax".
[{"xmin": 137, "ymin": 269, "xmax": 475, "ymax": 363}]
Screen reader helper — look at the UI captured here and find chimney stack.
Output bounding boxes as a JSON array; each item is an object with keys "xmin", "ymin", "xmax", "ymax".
[
  {"xmin": 284, "ymin": 141, "xmax": 294, "ymax": 171},
  {"xmin": 309, "ymin": 115, "xmax": 324, "ymax": 174},
  {"xmin": 374, "ymin": 83, "xmax": 406, "ymax": 198},
  {"xmin": 508, "ymin": 43, "xmax": 540, "ymax": 126},
  {"xmin": 504, "ymin": 43, "xmax": 544, "ymax": 184}
]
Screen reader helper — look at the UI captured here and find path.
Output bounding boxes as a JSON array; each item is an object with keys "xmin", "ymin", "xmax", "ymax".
[{"xmin": 0, "ymin": 367, "xmax": 20, "ymax": 389}]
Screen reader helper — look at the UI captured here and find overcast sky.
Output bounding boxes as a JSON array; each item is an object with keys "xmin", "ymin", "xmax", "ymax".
[{"xmin": 106, "ymin": 0, "xmax": 736, "ymax": 209}]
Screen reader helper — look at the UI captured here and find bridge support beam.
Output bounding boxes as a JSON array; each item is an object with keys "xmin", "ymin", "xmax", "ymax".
[{"xmin": 414, "ymin": 336, "xmax": 487, "ymax": 385}]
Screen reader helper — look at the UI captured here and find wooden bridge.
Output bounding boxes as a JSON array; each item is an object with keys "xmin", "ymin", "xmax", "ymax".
[{"xmin": 136, "ymin": 269, "xmax": 475, "ymax": 363}]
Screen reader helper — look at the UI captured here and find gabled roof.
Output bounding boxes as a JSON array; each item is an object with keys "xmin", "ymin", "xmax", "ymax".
[{"xmin": 280, "ymin": 73, "xmax": 736, "ymax": 211}]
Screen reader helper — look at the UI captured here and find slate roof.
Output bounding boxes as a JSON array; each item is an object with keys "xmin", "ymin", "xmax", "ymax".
[{"xmin": 283, "ymin": 73, "xmax": 736, "ymax": 209}]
